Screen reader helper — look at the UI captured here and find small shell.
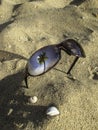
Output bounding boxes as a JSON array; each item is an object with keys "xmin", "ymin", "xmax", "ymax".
[
  {"xmin": 29, "ymin": 96, "xmax": 38, "ymax": 104},
  {"xmin": 46, "ymin": 106, "xmax": 60, "ymax": 116}
]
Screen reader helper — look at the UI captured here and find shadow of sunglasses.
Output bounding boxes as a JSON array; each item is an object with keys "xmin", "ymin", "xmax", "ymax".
[{"xmin": 25, "ymin": 39, "xmax": 85, "ymax": 88}]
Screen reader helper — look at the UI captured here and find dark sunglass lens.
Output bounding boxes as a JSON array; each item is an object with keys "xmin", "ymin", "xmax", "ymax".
[
  {"xmin": 59, "ymin": 39, "xmax": 86, "ymax": 75},
  {"xmin": 61, "ymin": 39, "xmax": 85, "ymax": 57},
  {"xmin": 27, "ymin": 45, "xmax": 61, "ymax": 76}
]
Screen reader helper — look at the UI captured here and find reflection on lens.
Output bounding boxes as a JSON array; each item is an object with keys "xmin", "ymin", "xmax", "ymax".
[{"xmin": 27, "ymin": 45, "xmax": 61, "ymax": 76}]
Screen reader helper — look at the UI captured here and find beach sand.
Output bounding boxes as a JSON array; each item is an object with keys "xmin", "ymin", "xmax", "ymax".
[{"xmin": 0, "ymin": 0, "xmax": 98, "ymax": 130}]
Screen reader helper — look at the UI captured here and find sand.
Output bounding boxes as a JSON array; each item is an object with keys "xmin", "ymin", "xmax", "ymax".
[{"xmin": 0, "ymin": 0, "xmax": 98, "ymax": 130}]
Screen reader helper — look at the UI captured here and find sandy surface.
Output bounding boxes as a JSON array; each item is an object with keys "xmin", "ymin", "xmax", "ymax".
[{"xmin": 0, "ymin": 0, "xmax": 98, "ymax": 130}]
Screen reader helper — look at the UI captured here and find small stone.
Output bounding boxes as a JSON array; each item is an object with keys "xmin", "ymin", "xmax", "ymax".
[{"xmin": 7, "ymin": 108, "xmax": 13, "ymax": 116}]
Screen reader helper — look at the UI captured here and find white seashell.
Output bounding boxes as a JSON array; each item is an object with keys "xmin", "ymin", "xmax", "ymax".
[
  {"xmin": 29, "ymin": 96, "xmax": 38, "ymax": 104},
  {"xmin": 46, "ymin": 106, "xmax": 60, "ymax": 116}
]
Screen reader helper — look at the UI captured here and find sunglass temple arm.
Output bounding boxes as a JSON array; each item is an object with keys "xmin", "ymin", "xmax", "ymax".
[{"xmin": 67, "ymin": 56, "xmax": 79, "ymax": 74}]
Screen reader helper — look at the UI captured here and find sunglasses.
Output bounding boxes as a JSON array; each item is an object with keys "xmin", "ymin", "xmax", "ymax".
[{"xmin": 25, "ymin": 39, "xmax": 85, "ymax": 88}]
